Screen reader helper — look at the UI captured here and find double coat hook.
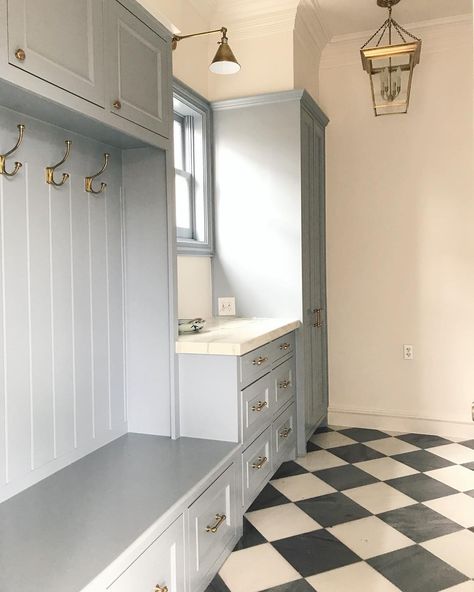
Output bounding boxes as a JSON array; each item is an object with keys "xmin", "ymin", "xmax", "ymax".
[
  {"xmin": 85, "ymin": 153, "xmax": 110, "ymax": 195},
  {"xmin": 0, "ymin": 124, "xmax": 25, "ymax": 177},
  {"xmin": 46, "ymin": 140, "xmax": 72, "ymax": 186}
]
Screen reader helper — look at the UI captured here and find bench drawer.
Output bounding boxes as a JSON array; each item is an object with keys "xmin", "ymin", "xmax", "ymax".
[
  {"xmin": 188, "ymin": 464, "xmax": 238, "ymax": 589},
  {"xmin": 108, "ymin": 515, "xmax": 185, "ymax": 592},
  {"xmin": 240, "ymin": 343, "xmax": 272, "ymax": 388},
  {"xmin": 273, "ymin": 357, "xmax": 296, "ymax": 413},
  {"xmin": 270, "ymin": 332, "xmax": 295, "ymax": 364},
  {"xmin": 272, "ymin": 403, "xmax": 296, "ymax": 468},
  {"xmin": 241, "ymin": 373, "xmax": 273, "ymax": 442},
  {"xmin": 242, "ymin": 427, "xmax": 272, "ymax": 509}
]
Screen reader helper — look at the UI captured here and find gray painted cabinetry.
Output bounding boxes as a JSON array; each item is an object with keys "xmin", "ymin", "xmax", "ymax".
[
  {"xmin": 212, "ymin": 92, "xmax": 329, "ymax": 455},
  {"xmin": 179, "ymin": 331, "xmax": 298, "ymax": 511}
]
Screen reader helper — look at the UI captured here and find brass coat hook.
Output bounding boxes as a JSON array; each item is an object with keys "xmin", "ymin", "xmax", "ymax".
[
  {"xmin": 46, "ymin": 140, "xmax": 72, "ymax": 187},
  {"xmin": 0, "ymin": 124, "xmax": 25, "ymax": 177},
  {"xmin": 85, "ymin": 153, "xmax": 110, "ymax": 195}
]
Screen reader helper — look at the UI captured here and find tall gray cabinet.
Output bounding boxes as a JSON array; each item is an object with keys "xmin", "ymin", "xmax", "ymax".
[{"xmin": 212, "ymin": 91, "xmax": 329, "ymax": 455}]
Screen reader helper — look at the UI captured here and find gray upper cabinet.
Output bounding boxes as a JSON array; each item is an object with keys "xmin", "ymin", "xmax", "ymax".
[
  {"xmin": 106, "ymin": 0, "xmax": 171, "ymax": 138},
  {"xmin": 7, "ymin": 0, "xmax": 105, "ymax": 106}
]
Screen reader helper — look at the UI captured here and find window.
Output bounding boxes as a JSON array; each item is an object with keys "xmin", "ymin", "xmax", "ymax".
[{"xmin": 173, "ymin": 80, "xmax": 213, "ymax": 254}]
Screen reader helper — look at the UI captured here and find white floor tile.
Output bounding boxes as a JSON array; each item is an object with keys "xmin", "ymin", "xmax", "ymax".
[
  {"xmin": 271, "ymin": 473, "xmax": 336, "ymax": 501},
  {"xmin": 344, "ymin": 482, "xmax": 416, "ymax": 514},
  {"xmin": 426, "ymin": 465, "xmax": 474, "ymax": 492},
  {"xmin": 355, "ymin": 457, "xmax": 418, "ymax": 481},
  {"xmin": 307, "ymin": 561, "xmax": 400, "ymax": 592},
  {"xmin": 295, "ymin": 450, "xmax": 347, "ymax": 472},
  {"xmin": 328, "ymin": 516, "xmax": 413, "ymax": 559},
  {"xmin": 246, "ymin": 503, "xmax": 321, "ymax": 541},
  {"xmin": 424, "ymin": 493, "xmax": 474, "ymax": 528},
  {"xmin": 429, "ymin": 444, "xmax": 474, "ymax": 464},
  {"xmin": 310, "ymin": 431, "xmax": 356, "ymax": 449},
  {"xmin": 442, "ymin": 582, "xmax": 474, "ymax": 592},
  {"xmin": 422, "ymin": 530, "xmax": 474, "ymax": 578},
  {"xmin": 365, "ymin": 437, "xmax": 419, "ymax": 456},
  {"xmin": 219, "ymin": 544, "xmax": 300, "ymax": 592}
]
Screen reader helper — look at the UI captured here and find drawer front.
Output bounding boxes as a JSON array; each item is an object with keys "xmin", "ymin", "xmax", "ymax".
[
  {"xmin": 240, "ymin": 343, "xmax": 272, "ymax": 388},
  {"xmin": 241, "ymin": 373, "xmax": 273, "ymax": 442},
  {"xmin": 188, "ymin": 464, "xmax": 237, "ymax": 587},
  {"xmin": 270, "ymin": 332, "xmax": 295, "ymax": 364},
  {"xmin": 272, "ymin": 403, "xmax": 296, "ymax": 468},
  {"xmin": 273, "ymin": 357, "xmax": 296, "ymax": 413},
  {"xmin": 108, "ymin": 515, "xmax": 185, "ymax": 592},
  {"xmin": 242, "ymin": 427, "xmax": 272, "ymax": 509}
]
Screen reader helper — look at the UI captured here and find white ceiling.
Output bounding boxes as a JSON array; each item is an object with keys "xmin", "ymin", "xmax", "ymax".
[{"xmin": 316, "ymin": 0, "xmax": 473, "ymax": 39}]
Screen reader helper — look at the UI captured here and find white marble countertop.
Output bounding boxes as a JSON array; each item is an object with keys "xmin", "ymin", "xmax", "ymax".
[{"xmin": 176, "ymin": 317, "xmax": 301, "ymax": 356}]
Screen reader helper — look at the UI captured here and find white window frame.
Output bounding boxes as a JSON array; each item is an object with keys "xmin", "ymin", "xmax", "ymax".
[{"xmin": 173, "ymin": 79, "xmax": 214, "ymax": 255}]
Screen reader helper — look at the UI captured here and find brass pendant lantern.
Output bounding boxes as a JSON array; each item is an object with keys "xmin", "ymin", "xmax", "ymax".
[{"xmin": 361, "ymin": 0, "xmax": 421, "ymax": 116}]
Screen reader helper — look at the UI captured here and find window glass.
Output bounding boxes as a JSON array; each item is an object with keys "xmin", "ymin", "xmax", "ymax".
[
  {"xmin": 175, "ymin": 173, "xmax": 192, "ymax": 234},
  {"xmin": 173, "ymin": 118, "xmax": 184, "ymax": 171}
]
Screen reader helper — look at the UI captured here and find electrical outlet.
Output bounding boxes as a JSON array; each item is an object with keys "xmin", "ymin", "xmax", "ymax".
[
  {"xmin": 403, "ymin": 344, "xmax": 414, "ymax": 360},
  {"xmin": 218, "ymin": 297, "xmax": 236, "ymax": 316}
]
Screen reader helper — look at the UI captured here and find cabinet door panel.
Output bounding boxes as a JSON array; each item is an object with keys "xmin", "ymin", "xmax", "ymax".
[
  {"xmin": 106, "ymin": 0, "xmax": 170, "ymax": 137},
  {"xmin": 7, "ymin": 0, "xmax": 104, "ymax": 106}
]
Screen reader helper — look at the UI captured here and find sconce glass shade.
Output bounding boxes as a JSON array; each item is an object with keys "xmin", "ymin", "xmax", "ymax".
[
  {"xmin": 361, "ymin": 40, "xmax": 421, "ymax": 116},
  {"xmin": 209, "ymin": 39, "xmax": 240, "ymax": 75}
]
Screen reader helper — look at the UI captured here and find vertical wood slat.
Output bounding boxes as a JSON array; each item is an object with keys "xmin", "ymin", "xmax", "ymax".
[{"xmin": 0, "ymin": 107, "xmax": 127, "ymax": 501}]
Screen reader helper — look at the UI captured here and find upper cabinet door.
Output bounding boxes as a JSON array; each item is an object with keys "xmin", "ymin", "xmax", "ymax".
[
  {"xmin": 106, "ymin": 0, "xmax": 171, "ymax": 138},
  {"xmin": 7, "ymin": 0, "xmax": 105, "ymax": 106}
]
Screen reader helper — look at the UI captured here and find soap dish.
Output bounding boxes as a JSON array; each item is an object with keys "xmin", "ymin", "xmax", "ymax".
[{"xmin": 178, "ymin": 318, "xmax": 206, "ymax": 334}]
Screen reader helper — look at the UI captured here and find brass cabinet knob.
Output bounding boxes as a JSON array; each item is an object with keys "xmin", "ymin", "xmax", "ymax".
[
  {"xmin": 279, "ymin": 427, "xmax": 292, "ymax": 439},
  {"xmin": 279, "ymin": 379, "xmax": 291, "ymax": 389},
  {"xmin": 252, "ymin": 356, "xmax": 268, "ymax": 366},
  {"xmin": 155, "ymin": 586, "xmax": 168, "ymax": 592},
  {"xmin": 15, "ymin": 48, "xmax": 26, "ymax": 61},
  {"xmin": 112, "ymin": 99, "xmax": 122, "ymax": 110},
  {"xmin": 251, "ymin": 400, "xmax": 268, "ymax": 412},
  {"xmin": 279, "ymin": 342, "xmax": 291, "ymax": 351}
]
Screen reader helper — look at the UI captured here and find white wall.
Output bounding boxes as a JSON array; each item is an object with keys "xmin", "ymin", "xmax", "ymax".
[
  {"xmin": 321, "ymin": 18, "xmax": 474, "ymax": 437},
  {"xmin": 177, "ymin": 255, "xmax": 213, "ymax": 319}
]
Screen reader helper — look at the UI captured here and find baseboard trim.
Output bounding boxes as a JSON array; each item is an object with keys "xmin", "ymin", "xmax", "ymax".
[{"xmin": 328, "ymin": 407, "xmax": 474, "ymax": 440}]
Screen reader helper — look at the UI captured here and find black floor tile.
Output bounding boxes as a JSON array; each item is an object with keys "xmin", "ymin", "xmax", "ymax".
[
  {"xmin": 396, "ymin": 433, "xmax": 452, "ymax": 449},
  {"xmin": 368, "ymin": 546, "xmax": 467, "ymax": 592},
  {"xmin": 296, "ymin": 492, "xmax": 371, "ymax": 527},
  {"xmin": 262, "ymin": 579, "xmax": 315, "ymax": 592},
  {"xmin": 393, "ymin": 450, "xmax": 454, "ymax": 472},
  {"xmin": 339, "ymin": 427, "xmax": 390, "ymax": 442},
  {"xmin": 462, "ymin": 461, "xmax": 474, "ymax": 471},
  {"xmin": 329, "ymin": 443, "xmax": 385, "ymax": 463},
  {"xmin": 460, "ymin": 439, "xmax": 474, "ymax": 450},
  {"xmin": 307, "ymin": 441, "xmax": 321, "ymax": 452},
  {"xmin": 204, "ymin": 574, "xmax": 231, "ymax": 592},
  {"xmin": 378, "ymin": 503, "xmax": 464, "ymax": 543},
  {"xmin": 233, "ymin": 517, "xmax": 267, "ymax": 551},
  {"xmin": 313, "ymin": 425, "xmax": 333, "ymax": 435},
  {"xmin": 386, "ymin": 474, "xmax": 458, "ymax": 502},
  {"xmin": 466, "ymin": 489, "xmax": 474, "ymax": 498},
  {"xmin": 247, "ymin": 483, "xmax": 291, "ymax": 512},
  {"xmin": 272, "ymin": 460, "xmax": 308, "ymax": 480},
  {"xmin": 314, "ymin": 464, "xmax": 378, "ymax": 491},
  {"xmin": 272, "ymin": 529, "xmax": 360, "ymax": 577}
]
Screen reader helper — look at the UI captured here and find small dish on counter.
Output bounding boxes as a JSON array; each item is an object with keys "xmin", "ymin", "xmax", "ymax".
[{"xmin": 178, "ymin": 318, "xmax": 207, "ymax": 334}]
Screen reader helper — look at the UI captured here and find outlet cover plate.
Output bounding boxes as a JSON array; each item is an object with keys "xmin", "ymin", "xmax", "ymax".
[{"xmin": 218, "ymin": 297, "xmax": 236, "ymax": 316}]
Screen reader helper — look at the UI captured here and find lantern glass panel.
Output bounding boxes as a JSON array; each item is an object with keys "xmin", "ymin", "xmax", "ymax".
[{"xmin": 369, "ymin": 52, "xmax": 413, "ymax": 116}]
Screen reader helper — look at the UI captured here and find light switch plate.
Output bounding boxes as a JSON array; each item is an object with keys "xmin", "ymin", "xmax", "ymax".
[{"xmin": 218, "ymin": 297, "xmax": 236, "ymax": 316}]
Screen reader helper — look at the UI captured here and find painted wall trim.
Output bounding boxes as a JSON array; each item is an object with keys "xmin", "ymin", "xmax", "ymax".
[{"xmin": 328, "ymin": 406, "xmax": 474, "ymax": 440}]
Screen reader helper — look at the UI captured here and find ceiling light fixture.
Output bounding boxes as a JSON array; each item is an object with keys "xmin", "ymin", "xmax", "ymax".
[
  {"xmin": 361, "ymin": 0, "xmax": 421, "ymax": 116},
  {"xmin": 172, "ymin": 27, "xmax": 241, "ymax": 75}
]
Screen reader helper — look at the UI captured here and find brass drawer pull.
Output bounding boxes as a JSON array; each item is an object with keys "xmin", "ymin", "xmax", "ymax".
[
  {"xmin": 279, "ymin": 427, "xmax": 292, "ymax": 439},
  {"xmin": 252, "ymin": 356, "xmax": 268, "ymax": 366},
  {"xmin": 252, "ymin": 456, "xmax": 268, "ymax": 470},
  {"xmin": 155, "ymin": 586, "xmax": 168, "ymax": 592},
  {"xmin": 15, "ymin": 48, "xmax": 26, "ymax": 61},
  {"xmin": 279, "ymin": 379, "xmax": 291, "ymax": 389},
  {"xmin": 206, "ymin": 513, "xmax": 226, "ymax": 534},
  {"xmin": 279, "ymin": 342, "xmax": 291, "ymax": 351},
  {"xmin": 313, "ymin": 308, "xmax": 323, "ymax": 328},
  {"xmin": 112, "ymin": 99, "xmax": 122, "ymax": 110},
  {"xmin": 251, "ymin": 400, "xmax": 268, "ymax": 412}
]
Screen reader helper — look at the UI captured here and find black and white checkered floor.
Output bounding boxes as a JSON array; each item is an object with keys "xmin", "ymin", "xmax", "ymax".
[{"xmin": 206, "ymin": 426, "xmax": 474, "ymax": 592}]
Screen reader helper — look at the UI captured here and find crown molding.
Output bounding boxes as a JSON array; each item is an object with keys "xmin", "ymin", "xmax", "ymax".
[{"xmin": 295, "ymin": 0, "xmax": 330, "ymax": 51}]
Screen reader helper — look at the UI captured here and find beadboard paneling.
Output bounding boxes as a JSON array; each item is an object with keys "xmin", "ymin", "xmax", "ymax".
[{"xmin": 0, "ymin": 107, "xmax": 127, "ymax": 502}]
